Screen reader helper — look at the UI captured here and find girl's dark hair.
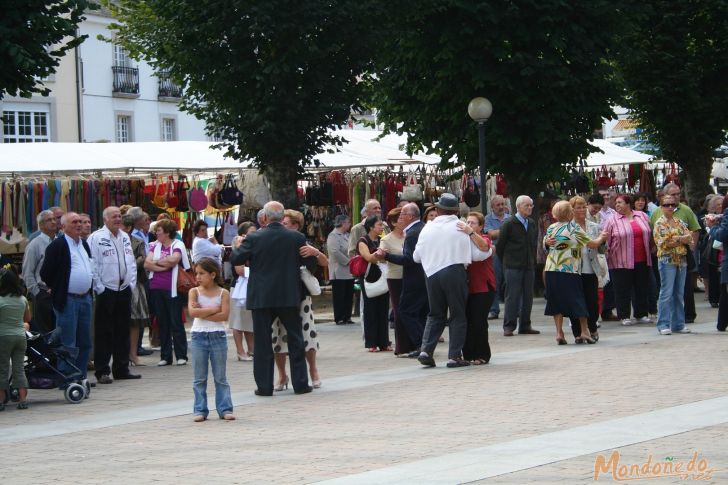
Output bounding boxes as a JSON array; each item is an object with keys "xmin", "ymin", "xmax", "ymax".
[
  {"xmin": 192, "ymin": 219, "xmax": 208, "ymax": 235},
  {"xmin": 364, "ymin": 215, "xmax": 380, "ymax": 232},
  {"xmin": 634, "ymin": 192, "xmax": 650, "ymax": 204},
  {"xmin": 0, "ymin": 267, "xmax": 24, "ymax": 297},
  {"xmin": 195, "ymin": 257, "xmax": 224, "ymax": 286},
  {"xmin": 238, "ymin": 221, "xmax": 256, "ymax": 236},
  {"xmin": 587, "ymin": 193, "xmax": 603, "ymax": 205}
]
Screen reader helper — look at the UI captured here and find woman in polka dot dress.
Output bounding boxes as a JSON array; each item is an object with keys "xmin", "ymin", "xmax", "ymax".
[{"xmin": 272, "ymin": 210, "xmax": 328, "ymax": 390}]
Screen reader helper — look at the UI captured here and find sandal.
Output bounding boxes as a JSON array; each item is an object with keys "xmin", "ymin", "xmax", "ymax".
[
  {"xmin": 446, "ymin": 358, "xmax": 471, "ymax": 368},
  {"xmin": 380, "ymin": 346, "xmax": 393, "ymax": 352},
  {"xmin": 582, "ymin": 335, "xmax": 596, "ymax": 344},
  {"xmin": 16, "ymin": 402, "xmax": 28, "ymax": 410},
  {"xmin": 556, "ymin": 337, "xmax": 567, "ymax": 345},
  {"xmin": 574, "ymin": 337, "xmax": 584, "ymax": 344},
  {"xmin": 591, "ymin": 332, "xmax": 599, "ymax": 342}
]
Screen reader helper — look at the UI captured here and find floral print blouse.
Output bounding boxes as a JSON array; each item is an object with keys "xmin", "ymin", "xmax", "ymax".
[
  {"xmin": 543, "ymin": 221, "xmax": 592, "ymax": 274},
  {"xmin": 653, "ymin": 215, "xmax": 688, "ymax": 265}
]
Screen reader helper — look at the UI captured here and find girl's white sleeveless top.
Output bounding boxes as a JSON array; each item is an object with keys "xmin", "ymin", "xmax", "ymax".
[{"xmin": 191, "ymin": 289, "xmax": 226, "ymax": 333}]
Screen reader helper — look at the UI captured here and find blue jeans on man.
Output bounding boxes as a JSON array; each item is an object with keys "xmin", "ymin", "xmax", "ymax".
[
  {"xmin": 191, "ymin": 331, "xmax": 233, "ymax": 419},
  {"xmin": 657, "ymin": 258, "xmax": 687, "ymax": 332},
  {"xmin": 54, "ymin": 293, "xmax": 92, "ymax": 378}
]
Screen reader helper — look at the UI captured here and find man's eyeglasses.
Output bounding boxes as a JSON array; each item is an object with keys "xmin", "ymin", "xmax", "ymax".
[{"xmin": 662, "ymin": 204, "xmax": 677, "ymax": 208}]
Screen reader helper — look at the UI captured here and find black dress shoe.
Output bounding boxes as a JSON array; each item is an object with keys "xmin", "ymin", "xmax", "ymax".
[
  {"xmin": 344, "ymin": 320, "xmax": 355, "ymax": 324},
  {"xmin": 417, "ymin": 353, "xmax": 436, "ymax": 367},
  {"xmin": 294, "ymin": 386, "xmax": 313, "ymax": 395},
  {"xmin": 254, "ymin": 389, "xmax": 273, "ymax": 396},
  {"xmin": 114, "ymin": 373, "xmax": 142, "ymax": 380},
  {"xmin": 137, "ymin": 348, "xmax": 153, "ymax": 356}
]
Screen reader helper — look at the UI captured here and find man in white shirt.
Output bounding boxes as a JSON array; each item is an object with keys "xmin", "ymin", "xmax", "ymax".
[
  {"xmin": 87, "ymin": 206, "xmax": 139, "ymax": 383},
  {"xmin": 40, "ymin": 212, "xmax": 96, "ymax": 380},
  {"xmin": 413, "ymin": 193, "xmax": 491, "ymax": 368},
  {"xmin": 22, "ymin": 210, "xmax": 57, "ymax": 333}
]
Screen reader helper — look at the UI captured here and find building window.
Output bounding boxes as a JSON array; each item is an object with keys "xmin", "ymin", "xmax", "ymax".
[
  {"xmin": 112, "ymin": 44, "xmax": 139, "ymax": 95},
  {"xmin": 2, "ymin": 110, "xmax": 50, "ymax": 143},
  {"xmin": 161, "ymin": 118, "xmax": 176, "ymax": 141},
  {"xmin": 116, "ymin": 115, "xmax": 131, "ymax": 142},
  {"xmin": 113, "ymin": 44, "xmax": 133, "ymax": 68}
]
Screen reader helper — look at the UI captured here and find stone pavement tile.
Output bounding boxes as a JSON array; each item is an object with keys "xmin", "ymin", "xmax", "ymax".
[
  {"xmin": 2, "ymin": 298, "xmax": 726, "ymax": 484},
  {"xmin": 478, "ymin": 423, "xmax": 728, "ymax": 484}
]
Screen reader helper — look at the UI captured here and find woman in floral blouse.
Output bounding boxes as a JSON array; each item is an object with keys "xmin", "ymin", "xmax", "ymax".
[
  {"xmin": 653, "ymin": 194, "xmax": 693, "ymax": 335},
  {"xmin": 543, "ymin": 201, "xmax": 607, "ymax": 345}
]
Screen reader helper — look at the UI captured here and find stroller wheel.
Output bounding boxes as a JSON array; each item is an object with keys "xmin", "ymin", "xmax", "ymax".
[{"xmin": 64, "ymin": 383, "xmax": 85, "ymax": 404}]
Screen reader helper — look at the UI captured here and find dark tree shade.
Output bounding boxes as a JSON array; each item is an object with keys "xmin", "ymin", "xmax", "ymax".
[
  {"xmin": 367, "ymin": 0, "xmax": 626, "ymax": 198},
  {"xmin": 617, "ymin": 0, "xmax": 728, "ymax": 208},
  {"xmin": 0, "ymin": 0, "xmax": 94, "ymax": 99},
  {"xmin": 106, "ymin": 0, "xmax": 376, "ymax": 206}
]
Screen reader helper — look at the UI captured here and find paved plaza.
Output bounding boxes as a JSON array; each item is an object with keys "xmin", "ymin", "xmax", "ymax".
[{"xmin": 2, "ymin": 296, "xmax": 727, "ymax": 484}]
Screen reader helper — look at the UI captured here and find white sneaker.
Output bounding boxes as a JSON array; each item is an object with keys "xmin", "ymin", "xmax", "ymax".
[
  {"xmin": 636, "ymin": 316, "xmax": 652, "ymax": 324},
  {"xmin": 157, "ymin": 360, "xmax": 170, "ymax": 366},
  {"xmin": 176, "ymin": 359, "xmax": 187, "ymax": 366},
  {"xmin": 676, "ymin": 327, "xmax": 692, "ymax": 334},
  {"xmin": 621, "ymin": 319, "xmax": 634, "ymax": 326},
  {"xmin": 659, "ymin": 328, "xmax": 672, "ymax": 335}
]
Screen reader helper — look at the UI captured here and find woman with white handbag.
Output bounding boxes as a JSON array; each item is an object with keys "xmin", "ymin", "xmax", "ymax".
[{"xmin": 357, "ymin": 215, "xmax": 391, "ymax": 352}]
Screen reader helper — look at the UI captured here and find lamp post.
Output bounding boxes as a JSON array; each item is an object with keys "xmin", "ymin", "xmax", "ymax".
[{"xmin": 468, "ymin": 97, "xmax": 492, "ymax": 212}]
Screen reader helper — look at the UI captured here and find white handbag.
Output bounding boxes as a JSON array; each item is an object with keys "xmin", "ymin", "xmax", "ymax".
[
  {"xmin": 300, "ymin": 266, "xmax": 321, "ymax": 296},
  {"xmin": 363, "ymin": 262, "xmax": 389, "ymax": 297},
  {"xmin": 230, "ymin": 268, "xmax": 250, "ymax": 307}
]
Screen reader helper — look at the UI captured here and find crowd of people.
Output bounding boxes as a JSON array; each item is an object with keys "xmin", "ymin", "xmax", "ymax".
[{"xmin": 1, "ymin": 181, "xmax": 726, "ymax": 415}]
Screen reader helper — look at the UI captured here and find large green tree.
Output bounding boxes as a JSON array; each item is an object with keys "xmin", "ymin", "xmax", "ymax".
[
  {"xmin": 0, "ymin": 0, "xmax": 94, "ymax": 99},
  {"xmin": 617, "ymin": 0, "xmax": 728, "ymax": 208},
  {"xmin": 367, "ymin": 0, "xmax": 626, "ymax": 199},
  {"xmin": 106, "ymin": 0, "xmax": 375, "ymax": 206}
]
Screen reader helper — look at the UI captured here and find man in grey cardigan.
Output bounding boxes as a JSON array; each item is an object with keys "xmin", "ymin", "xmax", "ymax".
[
  {"xmin": 22, "ymin": 210, "xmax": 57, "ymax": 333},
  {"xmin": 496, "ymin": 195, "xmax": 541, "ymax": 337}
]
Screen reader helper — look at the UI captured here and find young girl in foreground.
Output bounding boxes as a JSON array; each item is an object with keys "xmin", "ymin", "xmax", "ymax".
[{"xmin": 188, "ymin": 257, "xmax": 234, "ymax": 422}]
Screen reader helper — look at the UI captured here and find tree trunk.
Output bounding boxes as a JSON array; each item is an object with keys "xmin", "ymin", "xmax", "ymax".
[
  {"xmin": 681, "ymin": 156, "xmax": 713, "ymax": 211},
  {"xmin": 263, "ymin": 163, "xmax": 301, "ymax": 210}
]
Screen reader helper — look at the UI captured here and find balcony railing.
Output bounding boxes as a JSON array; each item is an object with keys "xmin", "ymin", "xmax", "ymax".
[
  {"xmin": 158, "ymin": 71, "xmax": 182, "ymax": 99},
  {"xmin": 112, "ymin": 66, "xmax": 139, "ymax": 95}
]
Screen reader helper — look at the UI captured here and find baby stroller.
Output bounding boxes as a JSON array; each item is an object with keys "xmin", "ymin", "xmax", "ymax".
[{"xmin": 4, "ymin": 329, "xmax": 91, "ymax": 404}]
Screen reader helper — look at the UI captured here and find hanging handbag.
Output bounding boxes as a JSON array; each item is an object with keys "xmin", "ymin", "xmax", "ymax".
[
  {"xmin": 462, "ymin": 173, "xmax": 480, "ymax": 208},
  {"xmin": 189, "ymin": 176, "xmax": 208, "ymax": 212},
  {"xmin": 300, "ymin": 266, "xmax": 321, "ymax": 296},
  {"xmin": 222, "ymin": 211, "xmax": 236, "ymax": 245},
  {"xmin": 363, "ymin": 262, "xmax": 388, "ymax": 297},
  {"xmin": 154, "ymin": 177, "xmax": 168, "ymax": 208},
  {"xmin": 213, "ymin": 211, "xmax": 224, "ymax": 243},
  {"xmin": 220, "ymin": 173, "xmax": 244, "ymax": 207},
  {"xmin": 165, "ymin": 175, "xmax": 178, "ymax": 209},
  {"xmin": 207, "ymin": 175, "xmax": 224, "ymax": 210},
  {"xmin": 231, "ymin": 269, "xmax": 250, "ymax": 307},
  {"xmin": 348, "ymin": 255, "xmax": 368, "ymax": 277},
  {"xmin": 176, "ymin": 266, "xmax": 198, "ymax": 295},
  {"xmin": 176, "ymin": 175, "xmax": 190, "ymax": 212},
  {"xmin": 401, "ymin": 174, "xmax": 423, "ymax": 201}
]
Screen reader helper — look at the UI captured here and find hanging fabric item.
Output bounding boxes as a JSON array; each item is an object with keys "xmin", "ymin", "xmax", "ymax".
[
  {"xmin": 166, "ymin": 175, "xmax": 179, "ymax": 209},
  {"xmin": 206, "ymin": 174, "xmax": 224, "ymax": 210},
  {"xmin": 461, "ymin": 172, "xmax": 480, "ymax": 208},
  {"xmin": 219, "ymin": 173, "xmax": 244, "ymax": 207},
  {"xmin": 223, "ymin": 211, "xmax": 237, "ymax": 245},
  {"xmin": 189, "ymin": 175, "xmax": 207, "ymax": 212},
  {"xmin": 154, "ymin": 176, "xmax": 168, "ymax": 209},
  {"xmin": 402, "ymin": 173, "xmax": 424, "ymax": 202},
  {"xmin": 176, "ymin": 175, "xmax": 190, "ymax": 212},
  {"xmin": 665, "ymin": 163, "xmax": 680, "ymax": 186}
]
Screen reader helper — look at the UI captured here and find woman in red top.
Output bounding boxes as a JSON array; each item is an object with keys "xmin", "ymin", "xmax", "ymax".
[
  {"xmin": 603, "ymin": 194, "xmax": 653, "ymax": 325},
  {"xmin": 462, "ymin": 212, "xmax": 495, "ymax": 364}
]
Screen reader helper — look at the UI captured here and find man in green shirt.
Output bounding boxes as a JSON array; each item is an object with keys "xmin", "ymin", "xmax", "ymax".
[{"xmin": 650, "ymin": 183, "xmax": 700, "ymax": 323}]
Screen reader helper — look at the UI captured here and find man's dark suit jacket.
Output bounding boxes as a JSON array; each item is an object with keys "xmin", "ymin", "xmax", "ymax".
[
  {"xmin": 496, "ymin": 216, "xmax": 537, "ymax": 270},
  {"xmin": 40, "ymin": 235, "xmax": 92, "ymax": 311},
  {"xmin": 231, "ymin": 222, "xmax": 316, "ymax": 309}
]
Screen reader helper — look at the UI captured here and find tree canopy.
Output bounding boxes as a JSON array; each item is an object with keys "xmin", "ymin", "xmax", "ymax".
[
  {"xmin": 0, "ymin": 0, "xmax": 94, "ymax": 99},
  {"xmin": 616, "ymin": 0, "xmax": 728, "ymax": 207},
  {"xmin": 106, "ymin": 0, "xmax": 376, "ymax": 205},
  {"xmin": 366, "ymin": 0, "xmax": 626, "ymax": 197}
]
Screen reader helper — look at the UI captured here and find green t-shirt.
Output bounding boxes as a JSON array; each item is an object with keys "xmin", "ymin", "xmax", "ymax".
[
  {"xmin": 649, "ymin": 203, "xmax": 700, "ymax": 231},
  {"xmin": 0, "ymin": 295, "xmax": 27, "ymax": 337}
]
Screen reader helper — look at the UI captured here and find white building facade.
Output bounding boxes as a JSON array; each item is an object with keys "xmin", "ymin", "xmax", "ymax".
[{"xmin": 78, "ymin": 9, "xmax": 208, "ymax": 143}]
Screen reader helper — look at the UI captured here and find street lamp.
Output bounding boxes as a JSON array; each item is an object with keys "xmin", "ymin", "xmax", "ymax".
[{"xmin": 468, "ymin": 97, "xmax": 492, "ymax": 212}]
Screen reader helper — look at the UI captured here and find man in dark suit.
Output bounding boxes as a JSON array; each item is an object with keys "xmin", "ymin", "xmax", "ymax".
[
  {"xmin": 496, "ymin": 195, "xmax": 541, "ymax": 336},
  {"xmin": 231, "ymin": 201, "xmax": 316, "ymax": 395},
  {"xmin": 377, "ymin": 203, "xmax": 428, "ymax": 357}
]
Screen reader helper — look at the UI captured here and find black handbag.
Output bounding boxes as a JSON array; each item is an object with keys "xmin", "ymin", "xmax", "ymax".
[{"xmin": 219, "ymin": 174, "xmax": 244, "ymax": 207}]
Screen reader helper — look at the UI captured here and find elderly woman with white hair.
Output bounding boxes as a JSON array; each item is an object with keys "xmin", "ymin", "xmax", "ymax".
[
  {"xmin": 543, "ymin": 200, "xmax": 607, "ymax": 345},
  {"xmin": 327, "ymin": 214, "xmax": 354, "ymax": 325}
]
